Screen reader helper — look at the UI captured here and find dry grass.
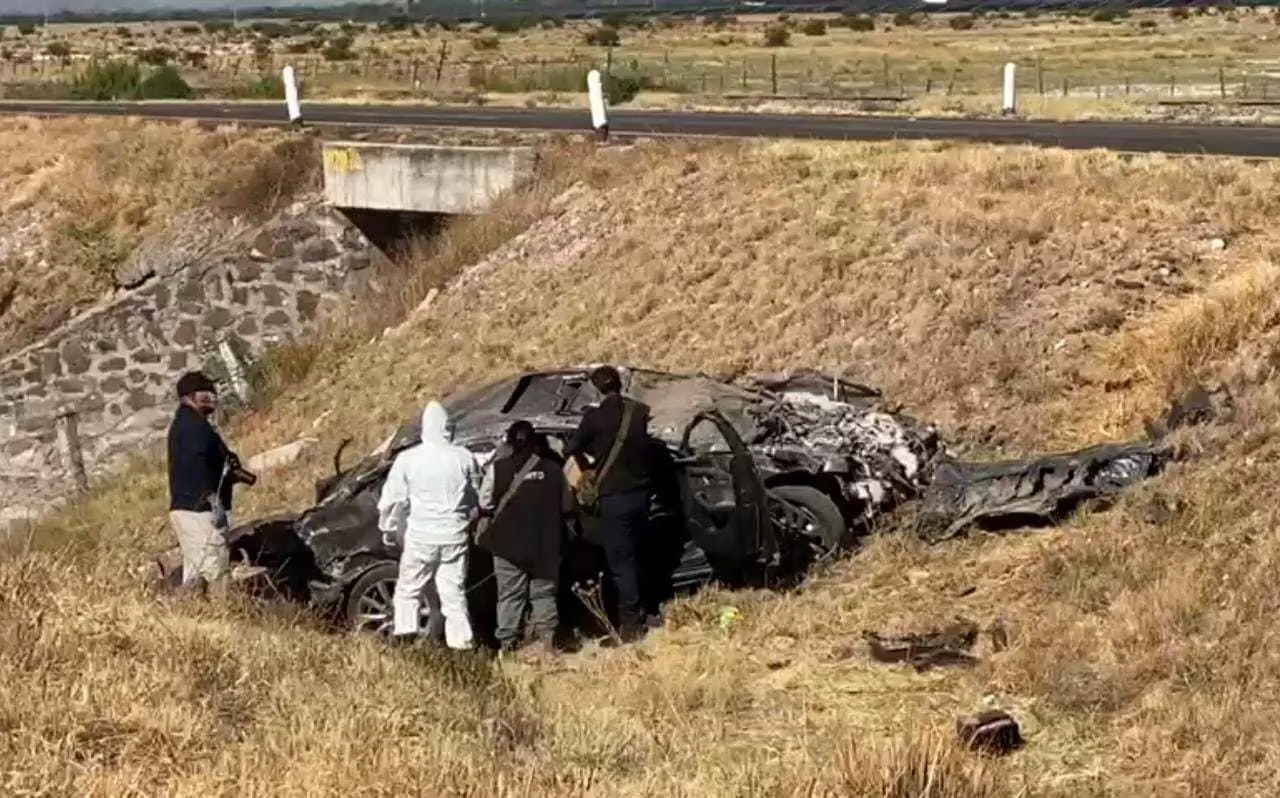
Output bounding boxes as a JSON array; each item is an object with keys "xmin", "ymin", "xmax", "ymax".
[
  {"xmin": 0, "ymin": 117, "xmax": 318, "ymax": 352},
  {"xmin": 4, "ymin": 9, "xmax": 1280, "ymax": 118},
  {"xmin": 9, "ymin": 138, "xmax": 1280, "ymax": 794}
]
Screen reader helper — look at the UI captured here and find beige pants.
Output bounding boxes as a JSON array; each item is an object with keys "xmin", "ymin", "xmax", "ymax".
[{"xmin": 169, "ymin": 510, "xmax": 230, "ymax": 587}]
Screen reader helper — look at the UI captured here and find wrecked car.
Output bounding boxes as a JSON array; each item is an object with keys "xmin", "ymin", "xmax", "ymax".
[
  {"xmin": 225, "ymin": 368, "xmax": 906, "ymax": 643},
  {"xmin": 204, "ymin": 366, "xmax": 1199, "ymax": 643}
]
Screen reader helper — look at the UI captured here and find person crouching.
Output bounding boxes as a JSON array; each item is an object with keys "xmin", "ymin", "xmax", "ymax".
[{"xmin": 477, "ymin": 420, "xmax": 576, "ymax": 655}]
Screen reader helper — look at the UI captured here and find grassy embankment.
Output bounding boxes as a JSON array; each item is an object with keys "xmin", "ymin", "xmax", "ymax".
[{"xmin": 5, "ymin": 131, "xmax": 1280, "ymax": 795}]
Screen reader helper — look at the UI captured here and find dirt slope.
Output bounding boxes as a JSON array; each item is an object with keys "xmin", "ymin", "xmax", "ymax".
[{"xmin": 7, "ymin": 138, "xmax": 1280, "ymax": 796}]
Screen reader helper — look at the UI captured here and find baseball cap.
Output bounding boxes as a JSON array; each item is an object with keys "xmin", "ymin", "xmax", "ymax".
[{"xmin": 175, "ymin": 370, "xmax": 219, "ymax": 399}]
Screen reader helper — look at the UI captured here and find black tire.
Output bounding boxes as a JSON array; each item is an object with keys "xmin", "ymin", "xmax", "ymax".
[
  {"xmin": 343, "ymin": 562, "xmax": 400, "ymax": 638},
  {"xmin": 767, "ymin": 484, "xmax": 847, "ymax": 554}
]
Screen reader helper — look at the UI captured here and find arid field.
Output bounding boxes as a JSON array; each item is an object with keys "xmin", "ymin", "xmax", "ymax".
[
  {"xmin": 2, "ymin": 7, "xmax": 1280, "ymax": 120},
  {"xmin": 2, "ymin": 122, "xmax": 1280, "ymax": 795}
]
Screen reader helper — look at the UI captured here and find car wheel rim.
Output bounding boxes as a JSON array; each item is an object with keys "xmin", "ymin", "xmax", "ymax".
[
  {"xmin": 771, "ymin": 500, "xmax": 835, "ymax": 561},
  {"xmin": 352, "ymin": 577, "xmax": 434, "ymax": 639},
  {"xmin": 353, "ymin": 578, "xmax": 396, "ymax": 637}
]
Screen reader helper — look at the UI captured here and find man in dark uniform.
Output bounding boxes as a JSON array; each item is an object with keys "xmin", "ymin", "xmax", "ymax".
[
  {"xmin": 166, "ymin": 370, "xmax": 253, "ymax": 596},
  {"xmin": 477, "ymin": 420, "xmax": 576, "ymax": 654},
  {"xmin": 564, "ymin": 365, "xmax": 654, "ymax": 643}
]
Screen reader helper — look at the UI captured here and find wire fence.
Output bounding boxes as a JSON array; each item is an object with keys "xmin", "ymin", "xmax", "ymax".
[{"xmin": 1, "ymin": 3, "xmax": 1278, "ymax": 108}]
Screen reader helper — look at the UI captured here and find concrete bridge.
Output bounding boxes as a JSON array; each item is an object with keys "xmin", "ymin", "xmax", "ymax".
[{"xmin": 322, "ymin": 141, "xmax": 537, "ymax": 214}]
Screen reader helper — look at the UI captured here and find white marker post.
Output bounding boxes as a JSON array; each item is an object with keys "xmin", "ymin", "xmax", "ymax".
[
  {"xmin": 586, "ymin": 68, "xmax": 609, "ymax": 143},
  {"xmin": 1001, "ymin": 62, "xmax": 1016, "ymax": 117},
  {"xmin": 283, "ymin": 65, "xmax": 302, "ymax": 127}
]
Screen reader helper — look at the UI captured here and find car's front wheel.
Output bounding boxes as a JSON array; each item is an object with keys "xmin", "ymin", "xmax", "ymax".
[
  {"xmin": 344, "ymin": 563, "xmax": 400, "ymax": 638},
  {"xmin": 767, "ymin": 484, "xmax": 847, "ymax": 562}
]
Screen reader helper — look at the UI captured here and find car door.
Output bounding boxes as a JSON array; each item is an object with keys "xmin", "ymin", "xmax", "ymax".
[{"xmin": 675, "ymin": 409, "xmax": 774, "ymax": 569}]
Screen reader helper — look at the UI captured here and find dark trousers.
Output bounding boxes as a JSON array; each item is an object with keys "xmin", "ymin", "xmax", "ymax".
[
  {"xmin": 493, "ymin": 555, "xmax": 558, "ymax": 646},
  {"xmin": 598, "ymin": 488, "xmax": 649, "ymax": 633}
]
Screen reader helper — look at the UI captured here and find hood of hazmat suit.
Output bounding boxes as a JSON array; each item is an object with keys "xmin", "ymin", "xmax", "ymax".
[{"xmin": 376, "ymin": 400, "xmax": 481, "ymax": 546}]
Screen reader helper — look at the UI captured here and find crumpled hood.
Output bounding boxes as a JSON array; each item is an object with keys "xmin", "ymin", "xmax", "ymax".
[{"xmin": 419, "ymin": 400, "xmax": 451, "ymax": 445}]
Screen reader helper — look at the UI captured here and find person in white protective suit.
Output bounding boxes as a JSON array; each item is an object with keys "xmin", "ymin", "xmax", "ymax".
[{"xmin": 376, "ymin": 400, "xmax": 482, "ymax": 650}]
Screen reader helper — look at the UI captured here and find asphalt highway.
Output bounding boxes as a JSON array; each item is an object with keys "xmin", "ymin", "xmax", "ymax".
[{"xmin": 2, "ymin": 100, "xmax": 1280, "ymax": 156}]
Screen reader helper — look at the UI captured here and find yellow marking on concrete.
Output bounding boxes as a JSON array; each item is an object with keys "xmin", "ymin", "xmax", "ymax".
[{"xmin": 323, "ymin": 146, "xmax": 363, "ymax": 173}]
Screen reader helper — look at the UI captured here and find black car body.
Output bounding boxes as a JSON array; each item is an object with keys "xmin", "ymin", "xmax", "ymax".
[{"xmin": 227, "ymin": 367, "xmax": 867, "ymax": 641}]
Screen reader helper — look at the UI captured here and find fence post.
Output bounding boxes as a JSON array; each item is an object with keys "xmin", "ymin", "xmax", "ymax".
[
  {"xmin": 55, "ymin": 410, "xmax": 88, "ymax": 494},
  {"xmin": 1002, "ymin": 63, "xmax": 1016, "ymax": 116},
  {"xmin": 770, "ymin": 53, "xmax": 777, "ymax": 95},
  {"xmin": 282, "ymin": 65, "xmax": 302, "ymax": 127},
  {"xmin": 587, "ymin": 68, "xmax": 609, "ymax": 143}
]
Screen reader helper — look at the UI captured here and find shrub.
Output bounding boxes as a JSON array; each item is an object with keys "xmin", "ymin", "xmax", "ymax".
[
  {"xmin": 893, "ymin": 11, "xmax": 921, "ymax": 26},
  {"xmin": 489, "ymin": 17, "xmax": 533, "ymax": 33},
  {"xmin": 17, "ymin": 23, "xmax": 34, "ymax": 36},
  {"xmin": 801, "ymin": 19, "xmax": 827, "ymax": 36},
  {"xmin": 138, "ymin": 65, "xmax": 194, "ymax": 99},
  {"xmin": 1138, "ymin": 19, "xmax": 1158, "ymax": 29},
  {"xmin": 1091, "ymin": 5, "xmax": 1129, "ymax": 22},
  {"xmin": 136, "ymin": 46, "xmax": 175, "ymax": 66},
  {"xmin": 949, "ymin": 14, "xmax": 976, "ymax": 30},
  {"xmin": 843, "ymin": 14, "xmax": 875, "ymax": 32},
  {"xmin": 763, "ymin": 24, "xmax": 791, "ymax": 47},
  {"xmin": 46, "ymin": 41, "xmax": 71, "ymax": 60},
  {"xmin": 1170, "ymin": 6, "xmax": 1191, "ymax": 19},
  {"xmin": 322, "ymin": 36, "xmax": 356, "ymax": 61},
  {"xmin": 70, "ymin": 59, "xmax": 142, "ymax": 99},
  {"xmin": 583, "ymin": 26, "xmax": 620, "ymax": 47},
  {"xmin": 182, "ymin": 49, "xmax": 208, "ymax": 69},
  {"xmin": 249, "ymin": 21, "xmax": 291, "ymax": 38},
  {"xmin": 238, "ymin": 73, "xmax": 285, "ymax": 99},
  {"xmin": 473, "ymin": 34, "xmax": 500, "ymax": 51},
  {"xmin": 202, "ymin": 21, "xmax": 232, "ymax": 35}
]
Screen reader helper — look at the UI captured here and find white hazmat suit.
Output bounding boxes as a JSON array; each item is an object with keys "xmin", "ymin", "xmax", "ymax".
[{"xmin": 376, "ymin": 400, "xmax": 481, "ymax": 649}]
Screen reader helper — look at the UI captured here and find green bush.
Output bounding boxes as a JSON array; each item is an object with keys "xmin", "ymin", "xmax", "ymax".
[
  {"xmin": 801, "ymin": 19, "xmax": 827, "ymax": 36},
  {"xmin": 489, "ymin": 17, "xmax": 534, "ymax": 34},
  {"xmin": 583, "ymin": 25, "xmax": 620, "ymax": 47},
  {"xmin": 892, "ymin": 11, "xmax": 921, "ymax": 26},
  {"xmin": 763, "ymin": 24, "xmax": 791, "ymax": 47},
  {"xmin": 136, "ymin": 46, "xmax": 174, "ymax": 66},
  {"xmin": 237, "ymin": 73, "xmax": 285, "ymax": 99},
  {"xmin": 46, "ymin": 41, "xmax": 71, "ymax": 60},
  {"xmin": 1170, "ymin": 6, "xmax": 1191, "ymax": 19},
  {"xmin": 69, "ymin": 59, "xmax": 194, "ymax": 101},
  {"xmin": 842, "ymin": 13, "xmax": 875, "ymax": 32},
  {"xmin": 473, "ymin": 34, "xmax": 500, "ymax": 51},
  {"xmin": 138, "ymin": 65, "xmax": 194, "ymax": 99},
  {"xmin": 949, "ymin": 14, "xmax": 975, "ymax": 30},
  {"xmin": 17, "ymin": 24, "xmax": 34, "ymax": 36},
  {"xmin": 322, "ymin": 36, "xmax": 356, "ymax": 61},
  {"xmin": 1091, "ymin": 5, "xmax": 1129, "ymax": 22},
  {"xmin": 70, "ymin": 59, "xmax": 143, "ymax": 100}
]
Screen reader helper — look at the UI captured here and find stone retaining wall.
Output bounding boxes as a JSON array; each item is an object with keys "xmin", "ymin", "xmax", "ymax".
[{"xmin": 0, "ymin": 198, "xmax": 384, "ymax": 513}]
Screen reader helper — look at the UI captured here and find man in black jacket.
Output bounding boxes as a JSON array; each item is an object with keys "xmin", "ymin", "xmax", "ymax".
[
  {"xmin": 477, "ymin": 420, "xmax": 575, "ymax": 654},
  {"xmin": 564, "ymin": 365, "xmax": 654, "ymax": 642},
  {"xmin": 167, "ymin": 371, "xmax": 250, "ymax": 595}
]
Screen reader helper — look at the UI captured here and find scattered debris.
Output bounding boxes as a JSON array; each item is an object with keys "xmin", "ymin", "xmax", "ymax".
[
  {"xmin": 1144, "ymin": 382, "xmax": 1235, "ymax": 441},
  {"xmin": 863, "ymin": 618, "xmax": 981, "ymax": 672},
  {"xmin": 989, "ymin": 618, "xmax": 1010, "ymax": 652},
  {"xmin": 956, "ymin": 710, "xmax": 1023, "ymax": 755},
  {"xmin": 246, "ymin": 437, "xmax": 318, "ymax": 473},
  {"xmin": 916, "ymin": 439, "xmax": 1171, "ymax": 544},
  {"xmin": 1142, "ymin": 493, "xmax": 1184, "ymax": 525}
]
